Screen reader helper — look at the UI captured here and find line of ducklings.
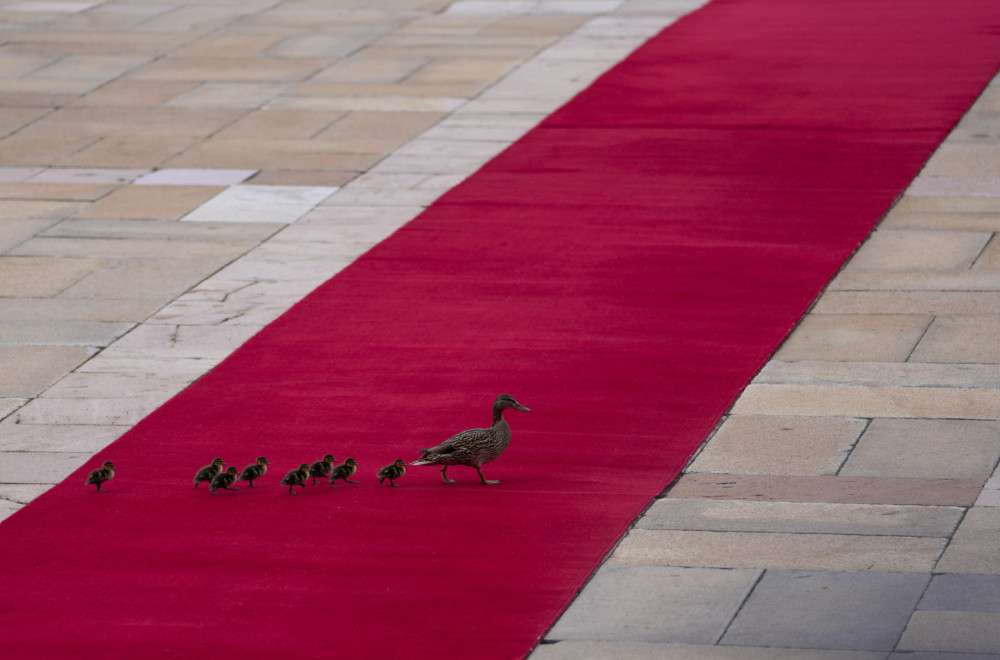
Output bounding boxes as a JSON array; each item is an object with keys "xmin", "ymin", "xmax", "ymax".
[{"xmin": 194, "ymin": 455, "xmax": 407, "ymax": 494}]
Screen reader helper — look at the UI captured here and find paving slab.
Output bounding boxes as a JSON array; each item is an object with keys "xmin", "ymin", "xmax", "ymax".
[
  {"xmin": 936, "ymin": 507, "xmax": 1000, "ymax": 575},
  {"xmin": 0, "ymin": 297, "xmax": 163, "ymax": 323},
  {"xmin": 181, "ymin": 184, "xmax": 338, "ymax": 224},
  {"xmin": 840, "ymin": 419, "xmax": 1000, "ymax": 480},
  {"xmin": 0, "ymin": 421, "xmax": 123, "ymax": 453},
  {"xmin": 898, "ymin": 611, "xmax": 1000, "ymax": 654},
  {"xmin": 0, "ymin": 255, "xmax": 104, "ymax": 296},
  {"xmin": 0, "ymin": 320, "xmax": 131, "ymax": 347},
  {"xmin": 772, "ymin": 314, "xmax": 933, "ymax": 362},
  {"xmin": 754, "ymin": 360, "xmax": 1000, "ymax": 388},
  {"xmin": 545, "ymin": 564, "xmax": 761, "ymax": 645},
  {"xmin": 919, "ymin": 574, "xmax": 1000, "ymax": 612},
  {"xmin": 909, "ymin": 316, "xmax": 1000, "ymax": 363},
  {"xmin": 72, "ymin": 184, "xmax": 223, "ymax": 220},
  {"xmin": 880, "ymin": 210, "xmax": 1000, "ymax": 232},
  {"xmin": 0, "ymin": 345, "xmax": 93, "ymax": 397},
  {"xmin": 687, "ymin": 415, "xmax": 865, "ymax": 476},
  {"xmin": 730, "ymin": 384, "xmax": 1000, "ymax": 420},
  {"xmin": 975, "ymin": 476, "xmax": 1000, "ymax": 507},
  {"xmin": 720, "ymin": 570, "xmax": 930, "ymax": 652},
  {"xmin": 0, "ymin": 451, "xmax": 90, "ymax": 484},
  {"xmin": 611, "ymin": 529, "xmax": 945, "ymax": 573},
  {"xmin": 133, "ymin": 168, "xmax": 257, "ymax": 186},
  {"xmin": 666, "ymin": 474, "xmax": 984, "ymax": 507},
  {"xmin": 639, "ymin": 499, "xmax": 962, "ymax": 537},
  {"xmin": 531, "ymin": 641, "xmax": 884, "ymax": 660}
]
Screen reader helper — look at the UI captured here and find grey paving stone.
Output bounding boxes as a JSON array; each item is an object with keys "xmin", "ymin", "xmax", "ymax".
[
  {"xmin": 936, "ymin": 508, "xmax": 1000, "ymax": 575},
  {"xmin": 0, "ymin": 451, "xmax": 90, "ymax": 484},
  {"xmin": 638, "ymin": 499, "xmax": 962, "ymax": 537},
  {"xmin": 720, "ymin": 570, "xmax": 930, "ymax": 651},
  {"xmin": 888, "ymin": 653, "xmax": 1000, "ymax": 660},
  {"xmin": 840, "ymin": 419, "xmax": 1000, "ymax": 480},
  {"xmin": 0, "ymin": 345, "xmax": 95, "ymax": 398},
  {"xmin": 754, "ymin": 361, "xmax": 1000, "ymax": 389},
  {"xmin": 545, "ymin": 564, "xmax": 761, "ymax": 645},
  {"xmin": 0, "ymin": 421, "xmax": 123, "ymax": 452},
  {"xmin": 898, "ymin": 611, "xmax": 1000, "ymax": 654},
  {"xmin": 530, "ymin": 640, "xmax": 884, "ymax": 660},
  {"xmin": 919, "ymin": 574, "xmax": 1000, "ymax": 613},
  {"xmin": 0, "ymin": 320, "xmax": 133, "ymax": 347},
  {"xmin": 0, "ymin": 297, "xmax": 164, "ymax": 323}
]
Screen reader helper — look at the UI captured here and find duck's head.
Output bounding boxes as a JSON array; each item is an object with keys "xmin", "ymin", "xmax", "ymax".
[
  {"xmin": 393, "ymin": 459, "xmax": 407, "ymax": 469},
  {"xmin": 322, "ymin": 454, "xmax": 336, "ymax": 464},
  {"xmin": 344, "ymin": 458, "xmax": 357, "ymax": 467},
  {"xmin": 225, "ymin": 466, "xmax": 239, "ymax": 476},
  {"xmin": 211, "ymin": 457, "xmax": 225, "ymax": 468},
  {"xmin": 495, "ymin": 394, "xmax": 530, "ymax": 413},
  {"xmin": 297, "ymin": 463, "xmax": 309, "ymax": 472},
  {"xmin": 103, "ymin": 461, "xmax": 116, "ymax": 471},
  {"xmin": 256, "ymin": 456, "xmax": 270, "ymax": 466}
]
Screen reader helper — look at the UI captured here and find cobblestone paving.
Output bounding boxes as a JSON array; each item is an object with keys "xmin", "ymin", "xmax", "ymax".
[{"xmin": 0, "ymin": 1, "xmax": 997, "ymax": 658}]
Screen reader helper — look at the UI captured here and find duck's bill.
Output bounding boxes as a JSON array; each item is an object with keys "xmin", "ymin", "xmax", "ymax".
[{"xmin": 514, "ymin": 403, "xmax": 531, "ymax": 412}]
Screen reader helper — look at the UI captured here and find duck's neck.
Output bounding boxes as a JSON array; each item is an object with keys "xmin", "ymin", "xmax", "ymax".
[{"xmin": 492, "ymin": 406, "xmax": 506, "ymax": 426}]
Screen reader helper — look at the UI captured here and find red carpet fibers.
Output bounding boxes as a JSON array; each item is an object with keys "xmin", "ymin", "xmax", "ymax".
[{"xmin": 2, "ymin": 1, "xmax": 999, "ymax": 657}]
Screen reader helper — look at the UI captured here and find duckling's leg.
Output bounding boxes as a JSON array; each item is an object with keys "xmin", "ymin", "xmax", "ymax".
[
  {"xmin": 475, "ymin": 467, "xmax": 500, "ymax": 485},
  {"xmin": 440, "ymin": 467, "xmax": 455, "ymax": 484}
]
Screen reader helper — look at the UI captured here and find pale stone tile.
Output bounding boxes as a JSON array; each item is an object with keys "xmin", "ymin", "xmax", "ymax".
[
  {"xmin": 132, "ymin": 168, "xmax": 257, "ymax": 186},
  {"xmin": 813, "ymin": 291, "xmax": 1000, "ymax": 316},
  {"xmin": 687, "ymin": 415, "xmax": 865, "ymax": 476},
  {"xmin": 72, "ymin": 184, "xmax": 224, "ymax": 220},
  {"xmin": 0, "ymin": 218, "xmax": 61, "ymax": 252},
  {"xmin": 0, "ymin": 256, "xmax": 105, "ymax": 296},
  {"xmin": 0, "ymin": 166, "xmax": 45, "ymax": 182},
  {"xmin": 841, "ymin": 419, "xmax": 1000, "ymax": 480},
  {"xmin": 44, "ymin": 219, "xmax": 281, "ymax": 243},
  {"xmin": 59, "ymin": 256, "xmax": 239, "ymax": 300},
  {"xmin": 162, "ymin": 138, "xmax": 378, "ymax": 171},
  {"xmin": 14, "ymin": 237, "xmax": 251, "ymax": 259},
  {"xmin": 268, "ymin": 94, "xmax": 466, "ymax": 112},
  {"xmin": 547, "ymin": 564, "xmax": 761, "ymax": 645},
  {"xmin": 0, "ymin": 421, "xmax": 123, "ymax": 452},
  {"xmin": 936, "ymin": 507, "xmax": 1000, "ymax": 575},
  {"xmin": 730, "ymin": 384, "xmax": 1000, "ymax": 421},
  {"xmin": 0, "ymin": 484, "xmax": 49, "ymax": 506},
  {"xmin": 213, "ymin": 109, "xmax": 342, "ymax": 140},
  {"xmin": 848, "ymin": 230, "xmax": 991, "ymax": 270},
  {"xmin": 104, "ymin": 323, "xmax": 263, "ymax": 360},
  {"xmin": 530, "ymin": 641, "xmax": 883, "ymax": 660},
  {"xmin": 893, "ymin": 195, "xmax": 1000, "ymax": 214},
  {"xmin": 5, "ymin": 2, "xmax": 100, "ymax": 12},
  {"xmin": 753, "ymin": 361, "xmax": 1000, "ymax": 388},
  {"xmin": 667, "ymin": 474, "xmax": 983, "ymax": 507},
  {"xmin": 0, "ymin": 451, "xmax": 90, "ymax": 484},
  {"xmin": 910, "ymin": 316, "xmax": 1000, "ymax": 363},
  {"xmin": 0, "ymin": 345, "xmax": 94, "ymax": 397},
  {"xmin": 907, "ymin": 177, "xmax": 1000, "ymax": 196},
  {"xmin": 304, "ymin": 56, "xmax": 429, "ymax": 84},
  {"xmin": 880, "ymin": 210, "xmax": 1000, "ymax": 232},
  {"xmin": 772, "ymin": 314, "xmax": 932, "ymax": 362},
  {"xmin": 898, "ymin": 611, "xmax": 1000, "ymax": 654},
  {"xmin": 164, "ymin": 82, "xmax": 293, "ymax": 109},
  {"xmin": 611, "ymin": 528, "xmax": 945, "ymax": 573},
  {"xmin": 393, "ymin": 138, "xmax": 508, "ymax": 159},
  {"xmin": 830, "ymin": 269, "xmax": 1000, "ymax": 292},
  {"xmin": 26, "ymin": 167, "xmax": 147, "ymax": 184},
  {"xmin": 923, "ymin": 144, "xmax": 1000, "ymax": 177},
  {"xmin": 0, "ymin": 200, "xmax": 84, "ymax": 219},
  {"xmin": 12, "ymin": 394, "xmax": 169, "ymax": 426},
  {"xmin": 57, "ymin": 134, "xmax": 200, "ymax": 169},
  {"xmin": 0, "ymin": 320, "xmax": 132, "ymax": 347},
  {"xmin": 975, "ymin": 476, "xmax": 1000, "ymax": 507},
  {"xmin": 0, "ymin": 297, "xmax": 162, "ymax": 323},
  {"xmin": 29, "ymin": 54, "xmax": 152, "ymax": 81},
  {"xmin": 639, "ymin": 499, "xmax": 962, "ymax": 537},
  {"xmin": 181, "ymin": 185, "xmax": 338, "ymax": 223},
  {"xmin": 0, "ymin": 398, "xmax": 26, "ymax": 418}
]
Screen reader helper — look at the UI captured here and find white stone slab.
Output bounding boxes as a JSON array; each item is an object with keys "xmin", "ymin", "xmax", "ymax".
[
  {"xmin": 27, "ymin": 168, "xmax": 148, "ymax": 184},
  {"xmin": 181, "ymin": 185, "xmax": 338, "ymax": 224},
  {"xmin": 908, "ymin": 177, "xmax": 1000, "ymax": 197},
  {"xmin": 134, "ymin": 168, "xmax": 257, "ymax": 186}
]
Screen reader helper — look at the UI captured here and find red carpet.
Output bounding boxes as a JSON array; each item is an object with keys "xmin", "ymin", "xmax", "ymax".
[{"xmin": 2, "ymin": 1, "xmax": 999, "ymax": 658}]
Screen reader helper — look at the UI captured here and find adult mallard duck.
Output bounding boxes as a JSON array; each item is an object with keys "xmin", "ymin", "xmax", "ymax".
[
  {"xmin": 308, "ymin": 454, "xmax": 337, "ymax": 485},
  {"xmin": 193, "ymin": 457, "xmax": 226, "ymax": 488},
  {"xmin": 85, "ymin": 461, "xmax": 116, "ymax": 492},
  {"xmin": 412, "ymin": 394, "xmax": 530, "ymax": 485}
]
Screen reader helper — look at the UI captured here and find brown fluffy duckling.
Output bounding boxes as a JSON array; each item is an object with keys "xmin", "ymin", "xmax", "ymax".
[
  {"xmin": 308, "ymin": 454, "xmax": 337, "ymax": 485},
  {"xmin": 238, "ymin": 456, "xmax": 270, "ymax": 488},
  {"xmin": 412, "ymin": 393, "xmax": 530, "ymax": 484},
  {"xmin": 377, "ymin": 459, "xmax": 407, "ymax": 487},
  {"xmin": 210, "ymin": 466, "xmax": 240, "ymax": 494},
  {"xmin": 85, "ymin": 461, "xmax": 116, "ymax": 492},
  {"xmin": 280, "ymin": 463, "xmax": 310, "ymax": 494},
  {"xmin": 194, "ymin": 457, "xmax": 226, "ymax": 488},
  {"xmin": 329, "ymin": 458, "xmax": 358, "ymax": 487}
]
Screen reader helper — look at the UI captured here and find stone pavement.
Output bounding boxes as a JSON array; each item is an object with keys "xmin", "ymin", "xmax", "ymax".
[{"xmin": 0, "ymin": 1, "xmax": 997, "ymax": 658}]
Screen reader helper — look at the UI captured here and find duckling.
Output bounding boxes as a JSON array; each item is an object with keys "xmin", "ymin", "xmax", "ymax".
[
  {"xmin": 329, "ymin": 458, "xmax": 358, "ymax": 487},
  {"xmin": 85, "ymin": 461, "xmax": 116, "ymax": 492},
  {"xmin": 280, "ymin": 463, "xmax": 310, "ymax": 494},
  {"xmin": 238, "ymin": 456, "xmax": 270, "ymax": 488},
  {"xmin": 193, "ymin": 457, "xmax": 226, "ymax": 488},
  {"xmin": 210, "ymin": 466, "xmax": 240, "ymax": 495},
  {"xmin": 377, "ymin": 459, "xmax": 407, "ymax": 487},
  {"xmin": 412, "ymin": 394, "xmax": 530, "ymax": 485},
  {"xmin": 308, "ymin": 454, "xmax": 337, "ymax": 485}
]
